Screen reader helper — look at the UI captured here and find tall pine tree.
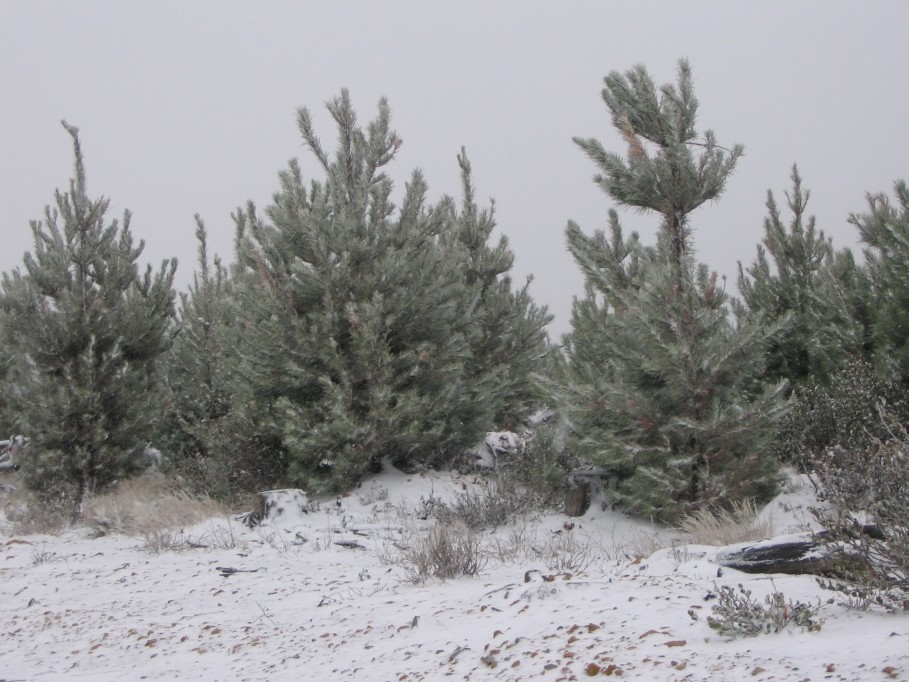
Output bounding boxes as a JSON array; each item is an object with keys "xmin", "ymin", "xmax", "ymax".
[
  {"xmin": 563, "ymin": 61, "xmax": 788, "ymax": 521},
  {"xmin": 0, "ymin": 122, "xmax": 177, "ymax": 503}
]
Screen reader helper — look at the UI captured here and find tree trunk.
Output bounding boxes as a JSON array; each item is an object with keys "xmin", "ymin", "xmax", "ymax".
[{"xmin": 564, "ymin": 478, "xmax": 591, "ymax": 517}]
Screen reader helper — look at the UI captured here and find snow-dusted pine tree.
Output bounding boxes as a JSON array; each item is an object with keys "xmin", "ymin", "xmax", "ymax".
[
  {"xmin": 0, "ymin": 313, "xmax": 13, "ymax": 434},
  {"xmin": 737, "ymin": 166, "xmax": 870, "ymax": 387},
  {"xmin": 850, "ymin": 180, "xmax": 909, "ymax": 384},
  {"xmin": 159, "ymin": 219, "xmax": 275, "ymax": 500},
  {"xmin": 452, "ymin": 150, "xmax": 552, "ymax": 430},
  {"xmin": 229, "ymin": 92, "xmax": 549, "ymax": 493},
  {"xmin": 562, "ymin": 61, "xmax": 789, "ymax": 521},
  {"xmin": 0, "ymin": 122, "xmax": 177, "ymax": 503}
]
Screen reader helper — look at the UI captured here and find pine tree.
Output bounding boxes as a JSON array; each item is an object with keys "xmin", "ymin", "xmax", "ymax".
[
  {"xmin": 159, "ymin": 219, "xmax": 270, "ymax": 499},
  {"xmin": 452, "ymin": 150, "xmax": 552, "ymax": 430},
  {"xmin": 573, "ymin": 60, "xmax": 742, "ymax": 280},
  {"xmin": 737, "ymin": 166, "xmax": 870, "ymax": 387},
  {"xmin": 563, "ymin": 61, "xmax": 788, "ymax": 521},
  {"xmin": 0, "ymin": 122, "xmax": 177, "ymax": 503},
  {"xmin": 229, "ymin": 91, "xmax": 549, "ymax": 492},
  {"xmin": 0, "ymin": 313, "xmax": 14, "ymax": 435},
  {"xmin": 850, "ymin": 180, "xmax": 909, "ymax": 384}
]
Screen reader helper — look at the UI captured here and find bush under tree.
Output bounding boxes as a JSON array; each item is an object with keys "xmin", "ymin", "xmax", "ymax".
[
  {"xmin": 773, "ymin": 359, "xmax": 908, "ymax": 469},
  {"xmin": 0, "ymin": 122, "xmax": 177, "ymax": 504}
]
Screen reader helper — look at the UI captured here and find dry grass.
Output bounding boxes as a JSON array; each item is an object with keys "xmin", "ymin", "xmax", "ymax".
[
  {"xmin": 31, "ymin": 545, "xmax": 57, "ymax": 565},
  {"xmin": 82, "ymin": 475, "xmax": 228, "ymax": 536},
  {"xmin": 676, "ymin": 500, "xmax": 774, "ymax": 547},
  {"xmin": 140, "ymin": 528, "xmax": 191, "ymax": 554},
  {"xmin": 538, "ymin": 531, "xmax": 597, "ymax": 573},
  {"xmin": 392, "ymin": 521, "xmax": 487, "ymax": 583}
]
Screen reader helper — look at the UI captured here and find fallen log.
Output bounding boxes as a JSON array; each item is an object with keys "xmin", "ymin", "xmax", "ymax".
[
  {"xmin": 716, "ymin": 524, "xmax": 886, "ymax": 576},
  {"xmin": 716, "ymin": 533, "xmax": 833, "ymax": 575}
]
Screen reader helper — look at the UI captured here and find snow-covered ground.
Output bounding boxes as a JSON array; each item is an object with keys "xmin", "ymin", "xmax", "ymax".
[{"xmin": 1, "ymin": 468, "xmax": 907, "ymax": 681}]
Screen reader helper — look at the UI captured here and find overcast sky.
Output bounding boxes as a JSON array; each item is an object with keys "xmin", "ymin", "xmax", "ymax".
[{"xmin": 2, "ymin": 2, "xmax": 908, "ymax": 338}]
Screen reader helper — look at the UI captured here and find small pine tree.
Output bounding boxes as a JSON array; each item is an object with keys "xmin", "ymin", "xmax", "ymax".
[
  {"xmin": 167, "ymin": 218, "xmax": 233, "ymax": 429},
  {"xmin": 229, "ymin": 92, "xmax": 549, "ymax": 492},
  {"xmin": 0, "ymin": 122, "xmax": 177, "ymax": 503},
  {"xmin": 0, "ymin": 311, "xmax": 15, "ymax": 434},
  {"xmin": 159, "ymin": 218, "xmax": 274, "ymax": 499},
  {"xmin": 563, "ymin": 61, "xmax": 788, "ymax": 521},
  {"xmin": 452, "ymin": 150, "xmax": 552, "ymax": 429},
  {"xmin": 850, "ymin": 180, "xmax": 909, "ymax": 384},
  {"xmin": 737, "ymin": 166, "xmax": 870, "ymax": 387}
]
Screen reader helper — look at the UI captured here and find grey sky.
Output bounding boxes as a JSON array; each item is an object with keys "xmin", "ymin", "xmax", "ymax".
[{"xmin": 2, "ymin": 2, "xmax": 908, "ymax": 338}]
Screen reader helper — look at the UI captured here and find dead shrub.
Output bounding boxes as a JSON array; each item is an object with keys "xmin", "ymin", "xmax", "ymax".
[
  {"xmin": 436, "ymin": 476, "xmax": 542, "ymax": 530},
  {"xmin": 810, "ymin": 422, "xmax": 909, "ymax": 612},
  {"xmin": 199, "ymin": 519, "xmax": 244, "ymax": 550},
  {"xmin": 395, "ymin": 521, "xmax": 487, "ymax": 582},
  {"xmin": 140, "ymin": 528, "xmax": 190, "ymax": 554},
  {"xmin": 31, "ymin": 545, "xmax": 57, "ymax": 565},
  {"xmin": 676, "ymin": 500, "xmax": 774, "ymax": 547},
  {"xmin": 537, "ymin": 530, "xmax": 597, "ymax": 573}
]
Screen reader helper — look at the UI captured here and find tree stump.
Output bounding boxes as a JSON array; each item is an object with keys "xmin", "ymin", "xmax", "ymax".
[{"xmin": 243, "ymin": 489, "xmax": 310, "ymax": 527}]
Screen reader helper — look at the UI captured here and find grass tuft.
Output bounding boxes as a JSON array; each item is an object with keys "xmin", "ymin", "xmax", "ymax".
[{"xmin": 676, "ymin": 500, "xmax": 774, "ymax": 546}]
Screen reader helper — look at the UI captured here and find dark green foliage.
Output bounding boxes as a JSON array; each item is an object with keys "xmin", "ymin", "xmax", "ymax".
[
  {"xmin": 229, "ymin": 92, "xmax": 549, "ymax": 493},
  {"xmin": 0, "ymin": 123, "xmax": 176, "ymax": 501},
  {"xmin": 565, "ymin": 229, "xmax": 787, "ymax": 519},
  {"xmin": 851, "ymin": 180, "xmax": 909, "ymax": 385},
  {"xmin": 737, "ymin": 166, "xmax": 871, "ymax": 387},
  {"xmin": 562, "ymin": 61, "xmax": 788, "ymax": 521}
]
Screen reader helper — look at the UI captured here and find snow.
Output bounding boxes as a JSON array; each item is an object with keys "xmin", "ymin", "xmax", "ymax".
[{"xmin": 1, "ymin": 468, "xmax": 907, "ymax": 681}]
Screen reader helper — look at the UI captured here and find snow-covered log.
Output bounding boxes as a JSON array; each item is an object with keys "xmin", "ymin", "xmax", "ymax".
[
  {"xmin": 716, "ymin": 533, "xmax": 834, "ymax": 575},
  {"xmin": 0, "ymin": 435, "xmax": 27, "ymax": 472},
  {"xmin": 471, "ymin": 431, "xmax": 526, "ymax": 470}
]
